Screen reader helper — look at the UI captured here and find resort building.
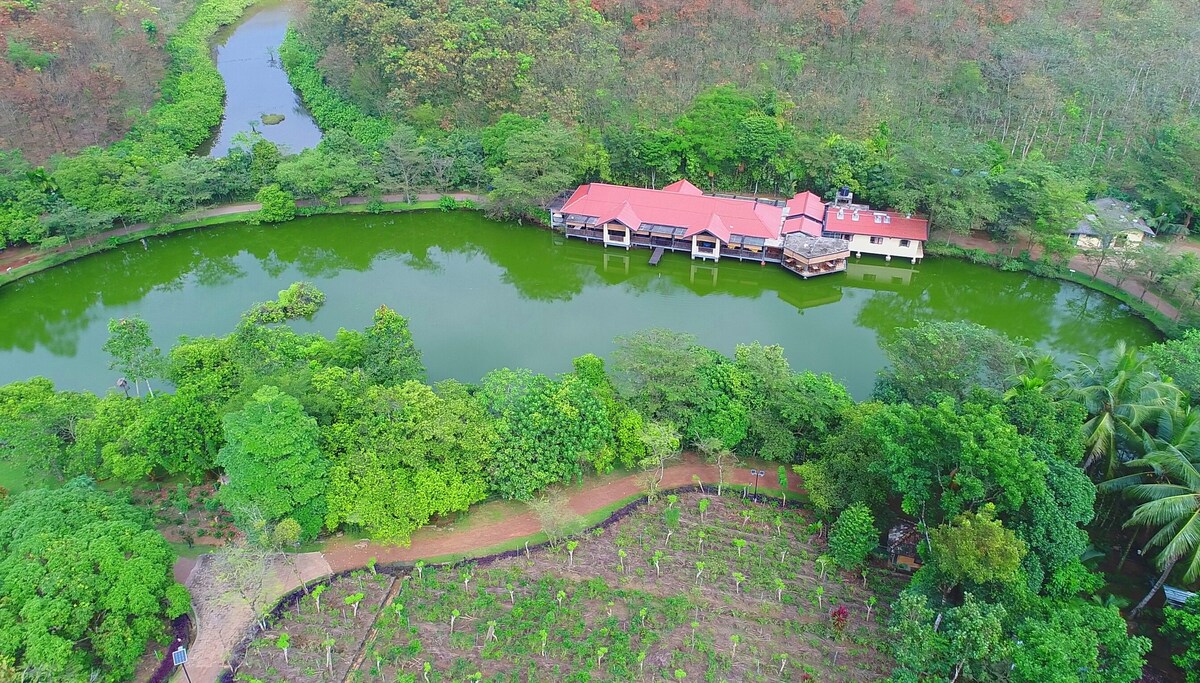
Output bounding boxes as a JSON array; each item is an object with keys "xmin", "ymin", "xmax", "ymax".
[
  {"xmin": 802, "ymin": 190, "xmax": 929, "ymax": 263},
  {"xmin": 551, "ymin": 181, "xmax": 926, "ymax": 277},
  {"xmin": 1068, "ymin": 198, "xmax": 1156, "ymax": 250}
]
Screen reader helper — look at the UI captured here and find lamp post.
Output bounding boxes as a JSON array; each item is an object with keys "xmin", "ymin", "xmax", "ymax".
[{"xmin": 750, "ymin": 469, "xmax": 765, "ymax": 501}]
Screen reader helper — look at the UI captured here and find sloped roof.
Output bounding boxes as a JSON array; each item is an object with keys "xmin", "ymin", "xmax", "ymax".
[
  {"xmin": 782, "ymin": 215, "xmax": 824, "ymax": 237},
  {"xmin": 661, "ymin": 179, "xmax": 704, "ymax": 195},
  {"xmin": 1071, "ymin": 198, "xmax": 1156, "ymax": 237},
  {"xmin": 786, "ymin": 191, "xmax": 826, "ymax": 221},
  {"xmin": 559, "ymin": 182, "xmax": 786, "ymax": 242},
  {"xmin": 824, "ymin": 206, "xmax": 929, "ymax": 240}
]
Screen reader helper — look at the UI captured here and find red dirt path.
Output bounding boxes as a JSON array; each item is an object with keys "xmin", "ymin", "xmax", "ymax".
[
  {"xmin": 173, "ymin": 456, "xmax": 802, "ymax": 683},
  {"xmin": 321, "ymin": 454, "xmax": 803, "ymax": 572}
]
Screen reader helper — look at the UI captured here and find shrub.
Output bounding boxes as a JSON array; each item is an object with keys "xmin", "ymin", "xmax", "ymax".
[{"xmin": 827, "ymin": 503, "xmax": 877, "ymax": 571}]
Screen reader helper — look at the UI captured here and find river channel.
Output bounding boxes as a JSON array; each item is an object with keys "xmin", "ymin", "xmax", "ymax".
[
  {"xmin": 0, "ymin": 211, "xmax": 1160, "ymax": 402},
  {"xmin": 202, "ymin": 0, "xmax": 322, "ymax": 156}
]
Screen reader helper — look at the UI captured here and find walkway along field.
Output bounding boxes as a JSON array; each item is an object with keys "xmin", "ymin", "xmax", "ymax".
[{"xmin": 174, "ymin": 455, "xmax": 806, "ymax": 683}]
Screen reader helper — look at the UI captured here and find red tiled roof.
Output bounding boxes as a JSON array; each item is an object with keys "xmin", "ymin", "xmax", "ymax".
[
  {"xmin": 824, "ymin": 206, "xmax": 928, "ymax": 240},
  {"xmin": 661, "ymin": 179, "xmax": 704, "ymax": 195},
  {"xmin": 782, "ymin": 215, "xmax": 824, "ymax": 237},
  {"xmin": 559, "ymin": 182, "xmax": 785, "ymax": 242},
  {"xmin": 786, "ymin": 191, "xmax": 825, "ymax": 221}
]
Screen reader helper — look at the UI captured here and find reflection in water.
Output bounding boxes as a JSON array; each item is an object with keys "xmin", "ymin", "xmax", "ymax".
[{"xmin": 0, "ymin": 210, "xmax": 1160, "ymax": 397}]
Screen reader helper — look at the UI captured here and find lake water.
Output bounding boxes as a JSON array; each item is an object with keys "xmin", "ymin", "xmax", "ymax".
[
  {"xmin": 0, "ymin": 211, "xmax": 1160, "ymax": 402},
  {"xmin": 202, "ymin": 0, "xmax": 322, "ymax": 156}
]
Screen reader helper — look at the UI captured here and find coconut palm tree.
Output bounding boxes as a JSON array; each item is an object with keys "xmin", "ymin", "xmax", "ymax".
[
  {"xmin": 1101, "ymin": 414, "xmax": 1200, "ymax": 617},
  {"xmin": 1004, "ymin": 352, "xmax": 1066, "ymax": 398},
  {"xmin": 1068, "ymin": 342, "xmax": 1182, "ymax": 479}
]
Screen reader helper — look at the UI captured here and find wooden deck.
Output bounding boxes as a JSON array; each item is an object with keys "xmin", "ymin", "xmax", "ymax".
[{"xmin": 649, "ymin": 247, "xmax": 665, "ymax": 266}]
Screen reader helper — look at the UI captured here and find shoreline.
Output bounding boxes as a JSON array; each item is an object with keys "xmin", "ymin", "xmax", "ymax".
[{"xmin": 1, "ymin": 195, "xmax": 1180, "ymax": 339}]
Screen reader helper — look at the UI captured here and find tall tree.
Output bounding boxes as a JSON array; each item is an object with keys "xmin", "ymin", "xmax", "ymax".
[
  {"xmin": 1102, "ymin": 408, "xmax": 1200, "ymax": 616},
  {"xmin": 102, "ymin": 316, "xmax": 166, "ymax": 397},
  {"xmin": 1068, "ymin": 342, "xmax": 1182, "ymax": 478},
  {"xmin": 217, "ymin": 385, "xmax": 330, "ymax": 538}
]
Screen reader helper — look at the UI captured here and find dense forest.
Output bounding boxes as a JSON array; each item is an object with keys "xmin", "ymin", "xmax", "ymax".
[
  {"xmin": 298, "ymin": 0, "xmax": 1200, "ymax": 229},
  {"xmin": 0, "ymin": 0, "xmax": 198, "ymax": 160},
  {"xmin": 3, "ymin": 284, "xmax": 1200, "ymax": 679}
]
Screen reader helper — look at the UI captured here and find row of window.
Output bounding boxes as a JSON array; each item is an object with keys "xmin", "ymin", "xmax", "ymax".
[{"xmin": 866, "ymin": 236, "xmax": 912, "ymax": 248}]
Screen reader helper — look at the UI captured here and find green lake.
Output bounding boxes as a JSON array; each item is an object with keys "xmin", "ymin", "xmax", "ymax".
[{"xmin": 0, "ymin": 210, "xmax": 1160, "ymax": 409}]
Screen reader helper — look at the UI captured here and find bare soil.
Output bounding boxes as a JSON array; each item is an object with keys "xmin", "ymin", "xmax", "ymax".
[{"xmin": 238, "ymin": 493, "xmax": 899, "ymax": 682}]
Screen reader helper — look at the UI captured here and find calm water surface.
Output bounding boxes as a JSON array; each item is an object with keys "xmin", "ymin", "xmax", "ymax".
[
  {"xmin": 0, "ymin": 211, "xmax": 1160, "ymax": 400},
  {"xmin": 203, "ymin": 0, "xmax": 322, "ymax": 156}
]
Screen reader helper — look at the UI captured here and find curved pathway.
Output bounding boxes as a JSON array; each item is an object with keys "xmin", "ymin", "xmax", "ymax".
[{"xmin": 175, "ymin": 456, "xmax": 802, "ymax": 683}]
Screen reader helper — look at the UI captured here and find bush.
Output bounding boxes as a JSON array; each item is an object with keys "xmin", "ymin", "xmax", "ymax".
[
  {"xmin": 254, "ymin": 184, "xmax": 296, "ymax": 223},
  {"xmin": 827, "ymin": 503, "xmax": 877, "ymax": 570},
  {"xmin": 438, "ymin": 195, "xmax": 460, "ymax": 212}
]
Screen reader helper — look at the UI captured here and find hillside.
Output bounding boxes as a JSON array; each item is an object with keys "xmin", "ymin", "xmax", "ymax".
[
  {"xmin": 0, "ymin": 0, "xmax": 196, "ymax": 161},
  {"xmin": 299, "ymin": 0, "xmax": 1200, "ymax": 229}
]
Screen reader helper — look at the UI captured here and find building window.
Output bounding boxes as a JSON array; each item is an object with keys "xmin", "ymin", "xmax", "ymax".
[
  {"xmin": 869, "ymin": 236, "xmax": 885, "ymax": 245},
  {"xmin": 899, "ymin": 239, "xmax": 911, "ymax": 248}
]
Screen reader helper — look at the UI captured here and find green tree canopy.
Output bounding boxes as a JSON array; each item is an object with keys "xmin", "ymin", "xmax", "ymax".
[
  {"xmin": 0, "ymin": 478, "xmax": 189, "ymax": 681},
  {"xmin": 217, "ymin": 385, "xmax": 330, "ymax": 538},
  {"xmin": 875, "ymin": 321, "xmax": 1027, "ymax": 403},
  {"xmin": 322, "ymin": 374, "xmax": 494, "ymax": 543},
  {"xmin": 827, "ymin": 503, "xmax": 878, "ymax": 570},
  {"xmin": 929, "ymin": 504, "xmax": 1028, "ymax": 590}
]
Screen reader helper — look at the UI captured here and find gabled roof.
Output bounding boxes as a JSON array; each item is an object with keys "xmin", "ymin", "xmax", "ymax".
[
  {"xmin": 661, "ymin": 179, "xmax": 704, "ymax": 195},
  {"xmin": 782, "ymin": 215, "xmax": 824, "ymax": 237},
  {"xmin": 1071, "ymin": 198, "xmax": 1156, "ymax": 237},
  {"xmin": 786, "ymin": 191, "xmax": 826, "ymax": 222},
  {"xmin": 824, "ymin": 206, "xmax": 929, "ymax": 240},
  {"xmin": 558, "ymin": 182, "xmax": 786, "ymax": 242}
]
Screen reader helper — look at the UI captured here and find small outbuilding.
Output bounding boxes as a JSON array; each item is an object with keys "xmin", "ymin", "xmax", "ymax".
[{"xmin": 1069, "ymin": 198, "xmax": 1156, "ymax": 250}]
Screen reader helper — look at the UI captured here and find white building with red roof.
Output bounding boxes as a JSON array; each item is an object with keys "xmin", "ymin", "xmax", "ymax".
[
  {"xmin": 551, "ymin": 180, "xmax": 926, "ymax": 277},
  {"xmin": 814, "ymin": 195, "xmax": 929, "ymax": 263}
]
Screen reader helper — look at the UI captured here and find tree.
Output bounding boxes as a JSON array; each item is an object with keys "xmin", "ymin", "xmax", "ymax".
[
  {"xmin": 827, "ymin": 503, "xmax": 878, "ymax": 570},
  {"xmin": 794, "ymin": 401, "xmax": 890, "ymax": 517},
  {"xmin": 480, "ymin": 369, "xmax": 608, "ymax": 500},
  {"xmin": 254, "ymin": 183, "xmax": 295, "ymax": 223},
  {"xmin": 361, "ymin": 305, "xmax": 424, "ymax": 385},
  {"xmin": 875, "ymin": 321, "xmax": 1027, "ymax": 403},
  {"xmin": 1162, "ymin": 596, "xmax": 1200, "ymax": 683},
  {"xmin": 1101, "ymin": 432, "xmax": 1200, "ymax": 616},
  {"xmin": 0, "ymin": 478, "xmax": 189, "ymax": 681},
  {"xmin": 1147, "ymin": 329, "xmax": 1200, "ymax": 403},
  {"xmin": 870, "ymin": 400, "xmax": 1047, "ymax": 521},
  {"xmin": 377, "ymin": 125, "xmax": 430, "ymax": 203},
  {"xmin": 929, "ymin": 504, "xmax": 1028, "ymax": 590},
  {"xmin": 103, "ymin": 316, "xmax": 166, "ymax": 398},
  {"xmin": 732, "ymin": 343, "xmax": 852, "ymax": 461},
  {"xmin": 322, "ymin": 378, "xmax": 494, "ymax": 543},
  {"xmin": 1011, "ymin": 600, "xmax": 1150, "ymax": 683},
  {"xmin": 1068, "ymin": 342, "xmax": 1182, "ymax": 478},
  {"xmin": 488, "ymin": 120, "xmax": 581, "ymax": 217},
  {"xmin": 217, "ymin": 385, "xmax": 330, "ymax": 538}
]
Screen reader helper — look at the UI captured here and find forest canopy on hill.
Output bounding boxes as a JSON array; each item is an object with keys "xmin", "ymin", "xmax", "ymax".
[
  {"xmin": 0, "ymin": 0, "xmax": 198, "ymax": 161},
  {"xmin": 300, "ymin": 0, "xmax": 1200, "ymax": 227}
]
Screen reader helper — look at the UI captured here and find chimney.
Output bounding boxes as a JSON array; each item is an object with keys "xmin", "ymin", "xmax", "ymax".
[
  {"xmin": 852, "ymin": 210, "xmax": 860, "ymax": 221},
  {"xmin": 874, "ymin": 213, "xmax": 882, "ymax": 224},
  {"xmin": 884, "ymin": 214, "xmax": 891, "ymax": 224},
  {"xmin": 837, "ymin": 208, "xmax": 845, "ymax": 220}
]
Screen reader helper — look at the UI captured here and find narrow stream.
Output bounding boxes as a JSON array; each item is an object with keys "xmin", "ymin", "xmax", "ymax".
[{"xmin": 202, "ymin": 0, "xmax": 322, "ymax": 156}]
